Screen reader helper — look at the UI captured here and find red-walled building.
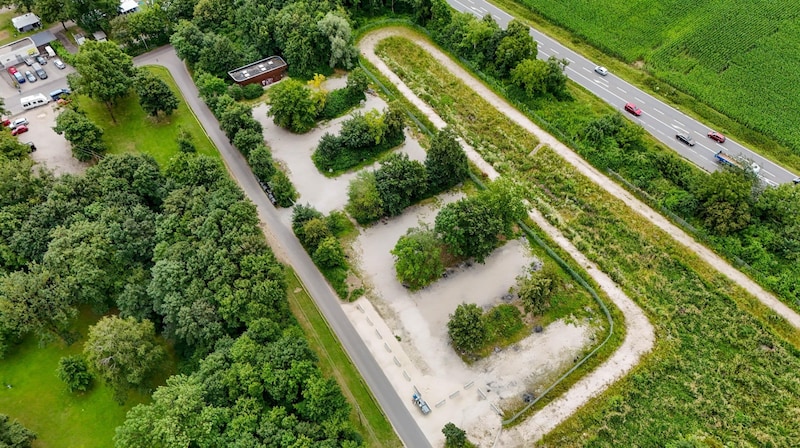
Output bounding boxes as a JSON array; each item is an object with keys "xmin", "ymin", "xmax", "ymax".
[{"xmin": 228, "ymin": 56, "xmax": 288, "ymax": 87}]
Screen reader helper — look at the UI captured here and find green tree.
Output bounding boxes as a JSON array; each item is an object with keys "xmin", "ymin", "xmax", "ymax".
[
  {"xmin": 447, "ymin": 303, "xmax": 486, "ymax": 353},
  {"xmin": 175, "ymin": 127, "xmax": 196, "ymax": 153},
  {"xmin": 57, "ymin": 355, "xmax": 94, "ymax": 392},
  {"xmin": 300, "ymin": 218, "xmax": 332, "ymax": 252},
  {"xmin": 35, "ymin": 0, "xmax": 70, "ymax": 31},
  {"xmin": 170, "ymin": 20, "xmax": 206, "ymax": 65},
  {"xmin": 346, "ymin": 170, "xmax": 384, "ymax": 224},
  {"xmin": 495, "ymin": 20, "xmax": 537, "ymax": 76},
  {"xmin": 435, "ymin": 197, "xmax": 504, "ymax": 262},
  {"xmin": 134, "ymin": 71, "xmax": 179, "ymax": 117},
  {"xmin": 270, "ymin": 169, "xmax": 297, "ymax": 207},
  {"xmin": 317, "ymin": 11, "xmax": 359, "ymax": 69},
  {"xmin": 69, "ymin": 41, "xmax": 136, "ymax": 122},
  {"xmin": 374, "ymin": 153, "xmax": 428, "ymax": 216},
  {"xmin": 543, "ymin": 56, "xmax": 570, "ymax": 99},
  {"xmin": 292, "ymin": 203, "xmax": 324, "ymax": 242},
  {"xmin": 426, "ymin": 127, "xmax": 469, "ymax": 193},
  {"xmin": 442, "ymin": 422, "xmax": 468, "ymax": 447},
  {"xmin": 312, "ymin": 236, "xmax": 345, "ymax": 269},
  {"xmin": 53, "ymin": 109, "xmax": 107, "ymax": 161},
  {"xmin": 696, "ymin": 170, "xmax": 754, "ymax": 235},
  {"xmin": 84, "ymin": 316, "xmax": 165, "ymax": 403},
  {"xmin": 755, "ymin": 184, "xmax": 800, "ymax": 260},
  {"xmin": 0, "ymin": 414, "xmax": 36, "ymax": 448},
  {"xmin": 65, "ymin": 0, "xmax": 119, "ymax": 32},
  {"xmin": 196, "ymin": 34, "xmax": 248, "ymax": 79},
  {"xmin": 510, "ymin": 58, "xmax": 549, "ymax": 97},
  {"xmin": 268, "ymin": 79, "xmax": 318, "ymax": 133},
  {"xmin": 0, "ymin": 131, "xmax": 33, "ymax": 160},
  {"xmin": 346, "ymin": 67, "xmax": 370, "ymax": 97},
  {"xmin": 391, "ymin": 226, "xmax": 444, "ymax": 290},
  {"xmin": 478, "ymin": 178, "xmax": 527, "ymax": 236},
  {"xmin": 516, "ymin": 263, "xmax": 561, "ymax": 315},
  {"xmin": 248, "ymin": 144, "xmax": 276, "ymax": 181}
]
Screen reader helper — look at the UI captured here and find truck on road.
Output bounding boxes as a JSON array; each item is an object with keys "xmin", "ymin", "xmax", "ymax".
[{"xmin": 715, "ymin": 150, "xmax": 760, "ymax": 175}]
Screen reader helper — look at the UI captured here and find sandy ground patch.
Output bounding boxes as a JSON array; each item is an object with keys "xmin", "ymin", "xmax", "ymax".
[{"xmin": 19, "ymin": 104, "xmax": 86, "ymax": 176}]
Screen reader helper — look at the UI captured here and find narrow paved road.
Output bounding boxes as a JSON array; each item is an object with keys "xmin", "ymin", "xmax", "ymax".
[
  {"xmin": 133, "ymin": 46, "xmax": 430, "ymax": 448},
  {"xmin": 447, "ymin": 0, "xmax": 799, "ymax": 185}
]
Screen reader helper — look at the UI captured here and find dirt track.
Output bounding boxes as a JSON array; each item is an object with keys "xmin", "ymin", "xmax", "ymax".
[{"xmin": 359, "ymin": 27, "xmax": 800, "ymax": 444}]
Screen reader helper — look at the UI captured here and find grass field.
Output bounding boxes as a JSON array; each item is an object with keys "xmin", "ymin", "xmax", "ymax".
[
  {"xmin": 505, "ymin": 0, "xmax": 800, "ymax": 158},
  {"xmin": 0, "ymin": 308, "xmax": 175, "ymax": 448},
  {"xmin": 375, "ymin": 32, "xmax": 800, "ymax": 446},
  {"xmin": 78, "ymin": 66, "xmax": 218, "ymax": 167},
  {"xmin": 285, "ymin": 269, "xmax": 402, "ymax": 448}
]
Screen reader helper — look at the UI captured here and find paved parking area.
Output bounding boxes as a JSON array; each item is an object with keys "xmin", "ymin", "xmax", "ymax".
[
  {"xmin": 17, "ymin": 102, "xmax": 85, "ymax": 175},
  {"xmin": 2, "ymin": 54, "xmax": 74, "ymax": 116}
]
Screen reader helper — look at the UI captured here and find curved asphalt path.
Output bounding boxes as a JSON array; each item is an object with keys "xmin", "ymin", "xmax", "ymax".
[
  {"xmin": 133, "ymin": 46, "xmax": 429, "ymax": 448},
  {"xmin": 447, "ymin": 0, "xmax": 798, "ymax": 186}
]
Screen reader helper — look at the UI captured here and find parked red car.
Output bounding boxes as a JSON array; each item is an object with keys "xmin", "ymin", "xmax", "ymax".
[
  {"xmin": 1, "ymin": 118, "xmax": 10, "ymax": 127},
  {"xmin": 11, "ymin": 125, "xmax": 28, "ymax": 136},
  {"xmin": 624, "ymin": 102, "xmax": 642, "ymax": 116},
  {"xmin": 707, "ymin": 131, "xmax": 726, "ymax": 143}
]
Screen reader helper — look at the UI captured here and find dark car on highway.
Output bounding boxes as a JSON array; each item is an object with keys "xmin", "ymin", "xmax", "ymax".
[{"xmin": 676, "ymin": 132, "xmax": 695, "ymax": 146}]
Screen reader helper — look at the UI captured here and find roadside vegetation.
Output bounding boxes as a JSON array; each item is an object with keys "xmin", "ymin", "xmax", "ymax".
[
  {"xmin": 374, "ymin": 30, "xmax": 800, "ymax": 445},
  {"xmin": 502, "ymin": 0, "xmax": 800, "ymax": 169}
]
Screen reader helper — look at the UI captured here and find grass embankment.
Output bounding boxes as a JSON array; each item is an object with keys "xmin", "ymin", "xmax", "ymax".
[
  {"xmin": 285, "ymin": 269, "xmax": 402, "ymax": 448},
  {"xmin": 78, "ymin": 66, "xmax": 218, "ymax": 167},
  {"xmin": 0, "ymin": 308, "xmax": 177, "ymax": 448},
  {"xmin": 489, "ymin": 0, "xmax": 800, "ymax": 174},
  {"xmin": 375, "ymin": 32, "xmax": 800, "ymax": 445}
]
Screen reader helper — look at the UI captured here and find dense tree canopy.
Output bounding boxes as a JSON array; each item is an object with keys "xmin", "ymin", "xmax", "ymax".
[
  {"xmin": 425, "ymin": 127, "xmax": 469, "ymax": 194},
  {"xmin": 68, "ymin": 41, "xmax": 136, "ymax": 122},
  {"xmin": 134, "ymin": 71, "xmax": 179, "ymax": 117},
  {"xmin": 0, "ymin": 414, "xmax": 36, "ymax": 448},
  {"xmin": 447, "ymin": 303, "xmax": 486, "ymax": 353},
  {"xmin": 374, "ymin": 153, "xmax": 428, "ymax": 216},
  {"xmin": 268, "ymin": 79, "xmax": 319, "ymax": 134},
  {"xmin": 53, "ymin": 110, "xmax": 107, "ymax": 162},
  {"xmin": 391, "ymin": 226, "xmax": 443, "ymax": 290}
]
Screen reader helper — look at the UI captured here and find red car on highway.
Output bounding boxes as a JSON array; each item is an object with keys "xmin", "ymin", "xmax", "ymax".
[
  {"xmin": 708, "ymin": 131, "xmax": 726, "ymax": 143},
  {"xmin": 624, "ymin": 102, "xmax": 642, "ymax": 116}
]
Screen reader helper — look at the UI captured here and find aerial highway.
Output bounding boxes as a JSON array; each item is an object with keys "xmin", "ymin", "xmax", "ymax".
[{"xmin": 447, "ymin": 0, "xmax": 798, "ymax": 185}]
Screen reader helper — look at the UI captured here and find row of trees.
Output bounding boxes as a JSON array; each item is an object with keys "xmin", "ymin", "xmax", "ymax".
[
  {"xmin": 391, "ymin": 178, "xmax": 526, "ymax": 289},
  {"xmin": 313, "ymin": 106, "xmax": 406, "ymax": 173},
  {"xmin": 291, "ymin": 205, "xmax": 353, "ymax": 298},
  {"xmin": 346, "ymin": 127, "xmax": 470, "ymax": 224},
  {"xmin": 194, "ymin": 72, "xmax": 298, "ymax": 207}
]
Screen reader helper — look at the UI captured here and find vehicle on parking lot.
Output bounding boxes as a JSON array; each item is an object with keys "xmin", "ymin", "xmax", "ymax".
[
  {"xmin": 53, "ymin": 58, "xmax": 66, "ymax": 69},
  {"xmin": 624, "ymin": 102, "xmax": 642, "ymax": 116},
  {"xmin": 10, "ymin": 118, "xmax": 28, "ymax": 129},
  {"xmin": 24, "ymin": 141, "xmax": 36, "ymax": 152},
  {"xmin": 20, "ymin": 93, "xmax": 50, "ymax": 110},
  {"xmin": 24, "ymin": 71, "xmax": 36, "ymax": 83},
  {"xmin": 32, "ymin": 62, "xmax": 47, "ymax": 79},
  {"xmin": 36, "ymin": 55, "xmax": 46, "ymax": 65},
  {"xmin": 11, "ymin": 125, "xmax": 28, "ymax": 136},
  {"xmin": 1, "ymin": 118, "xmax": 9, "ymax": 127},
  {"xmin": 594, "ymin": 66, "xmax": 609, "ymax": 76},
  {"xmin": 8, "ymin": 66, "xmax": 25, "ymax": 84},
  {"xmin": 23, "ymin": 56, "xmax": 34, "ymax": 66},
  {"xmin": 49, "ymin": 88, "xmax": 71, "ymax": 100},
  {"xmin": 676, "ymin": 132, "xmax": 695, "ymax": 146},
  {"xmin": 707, "ymin": 131, "xmax": 726, "ymax": 143}
]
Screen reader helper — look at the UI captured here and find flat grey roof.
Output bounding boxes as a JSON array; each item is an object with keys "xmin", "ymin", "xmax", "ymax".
[
  {"xmin": 30, "ymin": 30, "xmax": 56, "ymax": 47},
  {"xmin": 11, "ymin": 13, "xmax": 40, "ymax": 29},
  {"xmin": 228, "ymin": 56, "xmax": 287, "ymax": 82}
]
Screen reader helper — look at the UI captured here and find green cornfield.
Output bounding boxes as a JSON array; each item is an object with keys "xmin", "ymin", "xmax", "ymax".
[{"xmin": 513, "ymin": 0, "xmax": 800, "ymax": 153}]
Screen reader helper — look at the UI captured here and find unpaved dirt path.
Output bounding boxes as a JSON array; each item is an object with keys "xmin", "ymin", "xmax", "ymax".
[
  {"xmin": 360, "ymin": 28, "xmax": 656, "ymax": 444},
  {"xmin": 361, "ymin": 26, "xmax": 800, "ymax": 444}
]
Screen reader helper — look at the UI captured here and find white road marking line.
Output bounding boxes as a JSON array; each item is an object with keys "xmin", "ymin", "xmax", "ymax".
[
  {"xmin": 551, "ymin": 49, "xmax": 559, "ymax": 54},
  {"xmin": 673, "ymin": 120, "xmax": 685, "ymax": 127},
  {"xmin": 617, "ymin": 86, "xmax": 626, "ymax": 93},
  {"xmin": 634, "ymin": 96, "xmax": 644, "ymax": 103},
  {"xmin": 565, "ymin": 57, "xmax": 574, "ymax": 63},
  {"xmin": 653, "ymin": 107, "xmax": 664, "ymax": 114}
]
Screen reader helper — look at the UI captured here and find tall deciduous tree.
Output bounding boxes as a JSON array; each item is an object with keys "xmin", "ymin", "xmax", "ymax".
[
  {"xmin": 425, "ymin": 127, "xmax": 469, "ymax": 193},
  {"xmin": 267, "ymin": 79, "xmax": 318, "ymax": 133},
  {"xmin": 248, "ymin": 144, "xmax": 276, "ymax": 182},
  {"xmin": 447, "ymin": 303, "xmax": 486, "ymax": 353},
  {"xmin": 435, "ymin": 197, "xmax": 504, "ymax": 262},
  {"xmin": 697, "ymin": 170, "xmax": 754, "ymax": 235},
  {"xmin": 495, "ymin": 19, "xmax": 537, "ymax": 76},
  {"xmin": 134, "ymin": 71, "xmax": 179, "ymax": 117},
  {"xmin": 53, "ymin": 109, "xmax": 106, "ymax": 162},
  {"xmin": 84, "ymin": 315, "xmax": 165, "ymax": 403},
  {"xmin": 391, "ymin": 226, "xmax": 443, "ymax": 290},
  {"xmin": 317, "ymin": 11, "xmax": 359, "ymax": 69},
  {"xmin": 68, "ymin": 41, "xmax": 136, "ymax": 122},
  {"xmin": 346, "ymin": 170, "xmax": 384, "ymax": 224},
  {"xmin": 374, "ymin": 153, "xmax": 428, "ymax": 216}
]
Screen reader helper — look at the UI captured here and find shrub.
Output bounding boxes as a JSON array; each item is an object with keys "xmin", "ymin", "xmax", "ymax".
[
  {"xmin": 248, "ymin": 144, "xmax": 276, "ymax": 181},
  {"xmin": 57, "ymin": 355, "xmax": 94, "ymax": 393},
  {"xmin": 227, "ymin": 84, "xmax": 244, "ymax": 101},
  {"xmin": 233, "ymin": 128, "xmax": 263, "ymax": 157},
  {"xmin": 301, "ymin": 218, "xmax": 333, "ymax": 252},
  {"xmin": 242, "ymin": 83, "xmax": 264, "ymax": 100},
  {"xmin": 270, "ymin": 169, "xmax": 297, "ymax": 208},
  {"xmin": 516, "ymin": 263, "xmax": 561, "ymax": 315},
  {"xmin": 175, "ymin": 127, "xmax": 196, "ymax": 153},
  {"xmin": 346, "ymin": 171, "xmax": 384, "ymax": 224},
  {"xmin": 447, "ymin": 303, "xmax": 486, "ymax": 353},
  {"xmin": 391, "ymin": 226, "xmax": 444, "ymax": 290},
  {"xmin": 313, "ymin": 236, "xmax": 346, "ymax": 269}
]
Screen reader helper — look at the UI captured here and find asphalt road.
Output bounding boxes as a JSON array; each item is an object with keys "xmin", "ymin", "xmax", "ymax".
[
  {"xmin": 133, "ymin": 46, "xmax": 430, "ymax": 448},
  {"xmin": 447, "ymin": 0, "xmax": 799, "ymax": 185}
]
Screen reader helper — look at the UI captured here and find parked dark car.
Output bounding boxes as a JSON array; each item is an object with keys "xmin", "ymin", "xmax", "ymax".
[{"xmin": 676, "ymin": 132, "xmax": 695, "ymax": 146}]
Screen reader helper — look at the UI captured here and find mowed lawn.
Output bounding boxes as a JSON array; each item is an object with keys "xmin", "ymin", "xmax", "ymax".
[
  {"xmin": 512, "ymin": 0, "xmax": 800, "ymax": 153},
  {"xmin": 79, "ymin": 65, "xmax": 218, "ymax": 167},
  {"xmin": 0, "ymin": 308, "xmax": 166, "ymax": 448}
]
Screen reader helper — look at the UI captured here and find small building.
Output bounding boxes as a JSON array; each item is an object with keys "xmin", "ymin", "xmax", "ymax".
[
  {"xmin": 30, "ymin": 30, "xmax": 57, "ymax": 48},
  {"xmin": 228, "ymin": 56, "xmax": 287, "ymax": 87},
  {"xmin": 11, "ymin": 13, "xmax": 42, "ymax": 33},
  {"xmin": 92, "ymin": 31, "xmax": 107, "ymax": 42},
  {"xmin": 119, "ymin": 0, "xmax": 139, "ymax": 14},
  {"xmin": 0, "ymin": 38, "xmax": 37, "ymax": 68}
]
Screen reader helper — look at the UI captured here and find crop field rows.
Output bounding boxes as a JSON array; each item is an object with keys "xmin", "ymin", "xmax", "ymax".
[
  {"xmin": 514, "ymin": 0, "xmax": 800, "ymax": 152},
  {"xmin": 375, "ymin": 34, "xmax": 800, "ymax": 446}
]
